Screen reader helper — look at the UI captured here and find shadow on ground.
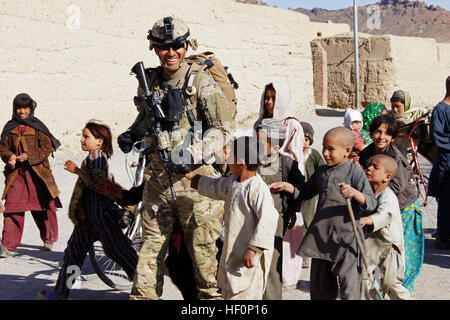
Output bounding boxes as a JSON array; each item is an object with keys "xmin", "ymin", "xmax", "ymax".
[
  {"xmin": 13, "ymin": 244, "xmax": 64, "ymax": 263},
  {"xmin": 0, "ymin": 272, "xmax": 130, "ymax": 300},
  {"xmin": 68, "ymin": 288, "xmax": 130, "ymax": 300},
  {"xmin": 0, "ymin": 243, "xmax": 130, "ymax": 300},
  {"xmin": 296, "ymin": 280, "xmax": 310, "ymax": 293},
  {"xmin": 424, "ymin": 238, "xmax": 450, "ymax": 269},
  {"xmin": 0, "ymin": 274, "xmax": 56, "ymax": 300}
]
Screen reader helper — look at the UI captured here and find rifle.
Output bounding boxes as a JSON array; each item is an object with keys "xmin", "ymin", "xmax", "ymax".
[{"xmin": 131, "ymin": 61, "xmax": 177, "ymax": 201}]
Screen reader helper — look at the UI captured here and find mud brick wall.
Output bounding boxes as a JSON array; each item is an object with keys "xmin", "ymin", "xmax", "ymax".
[
  {"xmin": 311, "ymin": 33, "xmax": 450, "ymax": 110},
  {"xmin": 0, "ymin": 0, "xmax": 349, "ymax": 159}
]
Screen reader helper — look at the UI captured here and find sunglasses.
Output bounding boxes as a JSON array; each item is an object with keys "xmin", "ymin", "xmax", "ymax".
[{"xmin": 156, "ymin": 42, "xmax": 185, "ymax": 51}]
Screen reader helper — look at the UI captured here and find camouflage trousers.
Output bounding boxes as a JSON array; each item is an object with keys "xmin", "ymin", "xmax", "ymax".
[{"xmin": 129, "ymin": 162, "xmax": 224, "ymax": 300}]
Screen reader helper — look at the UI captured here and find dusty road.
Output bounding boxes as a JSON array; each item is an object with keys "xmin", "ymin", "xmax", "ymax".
[{"xmin": 0, "ymin": 111, "xmax": 448, "ymax": 300}]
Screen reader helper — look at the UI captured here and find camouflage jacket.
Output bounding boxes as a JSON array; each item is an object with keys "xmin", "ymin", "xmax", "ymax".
[{"xmin": 129, "ymin": 62, "xmax": 232, "ymax": 176}]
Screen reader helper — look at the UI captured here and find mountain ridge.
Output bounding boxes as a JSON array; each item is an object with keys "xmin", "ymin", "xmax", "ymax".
[{"xmin": 237, "ymin": 0, "xmax": 450, "ymax": 43}]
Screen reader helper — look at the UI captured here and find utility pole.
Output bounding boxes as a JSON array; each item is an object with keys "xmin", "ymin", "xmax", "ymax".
[{"xmin": 353, "ymin": 0, "xmax": 361, "ymax": 110}]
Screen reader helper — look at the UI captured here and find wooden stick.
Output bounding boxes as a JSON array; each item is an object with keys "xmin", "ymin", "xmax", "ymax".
[{"xmin": 345, "ymin": 197, "xmax": 384, "ymax": 300}]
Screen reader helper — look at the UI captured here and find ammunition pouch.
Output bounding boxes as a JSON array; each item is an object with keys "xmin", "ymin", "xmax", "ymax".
[
  {"xmin": 162, "ymin": 87, "xmax": 186, "ymax": 123},
  {"xmin": 156, "ymin": 130, "xmax": 171, "ymax": 151}
]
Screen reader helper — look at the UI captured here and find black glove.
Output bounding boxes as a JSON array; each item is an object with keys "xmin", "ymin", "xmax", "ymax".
[{"xmin": 117, "ymin": 131, "xmax": 135, "ymax": 154}]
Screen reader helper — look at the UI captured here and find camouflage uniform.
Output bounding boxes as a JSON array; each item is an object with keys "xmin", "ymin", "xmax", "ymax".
[{"xmin": 128, "ymin": 56, "xmax": 231, "ymax": 299}]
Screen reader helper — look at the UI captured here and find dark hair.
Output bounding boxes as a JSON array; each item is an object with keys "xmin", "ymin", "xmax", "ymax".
[
  {"xmin": 85, "ymin": 120, "xmax": 113, "ymax": 159},
  {"xmin": 369, "ymin": 114, "xmax": 399, "ymax": 139},
  {"xmin": 265, "ymin": 83, "xmax": 275, "ymax": 93},
  {"xmin": 13, "ymin": 93, "xmax": 35, "ymax": 111},
  {"xmin": 390, "ymin": 97, "xmax": 403, "ymax": 104},
  {"xmin": 368, "ymin": 154, "xmax": 398, "ymax": 176},
  {"xmin": 300, "ymin": 121, "xmax": 314, "ymax": 145},
  {"xmin": 231, "ymin": 136, "xmax": 264, "ymax": 171},
  {"xmin": 263, "ymin": 83, "xmax": 276, "ymax": 118}
]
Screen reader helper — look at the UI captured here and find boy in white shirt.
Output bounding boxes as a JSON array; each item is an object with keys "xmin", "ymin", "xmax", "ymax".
[{"xmin": 183, "ymin": 136, "xmax": 279, "ymax": 300}]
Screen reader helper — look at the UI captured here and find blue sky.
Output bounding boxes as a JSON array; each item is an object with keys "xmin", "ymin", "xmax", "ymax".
[{"xmin": 263, "ymin": 0, "xmax": 450, "ymax": 10}]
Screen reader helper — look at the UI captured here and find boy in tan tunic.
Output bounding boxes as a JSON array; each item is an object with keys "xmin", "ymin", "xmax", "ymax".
[{"xmin": 184, "ymin": 136, "xmax": 279, "ymax": 299}]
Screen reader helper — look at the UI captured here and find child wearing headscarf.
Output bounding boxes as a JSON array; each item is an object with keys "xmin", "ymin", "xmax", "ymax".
[
  {"xmin": 360, "ymin": 103, "xmax": 388, "ymax": 146},
  {"xmin": 344, "ymin": 108, "xmax": 365, "ymax": 167},
  {"xmin": 0, "ymin": 93, "xmax": 61, "ymax": 255},
  {"xmin": 253, "ymin": 81, "xmax": 306, "ymax": 294},
  {"xmin": 390, "ymin": 90, "xmax": 435, "ymax": 163},
  {"xmin": 253, "ymin": 81, "xmax": 305, "ymax": 173}
]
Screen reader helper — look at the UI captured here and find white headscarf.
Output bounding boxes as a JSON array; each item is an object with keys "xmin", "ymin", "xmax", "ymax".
[
  {"xmin": 254, "ymin": 81, "xmax": 294, "ymax": 125},
  {"xmin": 253, "ymin": 81, "xmax": 305, "ymax": 174},
  {"xmin": 343, "ymin": 108, "xmax": 363, "ymax": 131}
]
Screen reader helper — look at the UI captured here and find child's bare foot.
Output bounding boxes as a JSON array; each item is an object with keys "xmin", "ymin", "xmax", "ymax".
[
  {"xmin": 40, "ymin": 243, "xmax": 53, "ymax": 252},
  {"xmin": 0, "ymin": 247, "xmax": 12, "ymax": 258}
]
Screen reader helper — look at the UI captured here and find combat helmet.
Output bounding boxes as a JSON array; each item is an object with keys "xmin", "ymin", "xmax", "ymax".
[{"xmin": 148, "ymin": 16, "xmax": 198, "ymax": 51}]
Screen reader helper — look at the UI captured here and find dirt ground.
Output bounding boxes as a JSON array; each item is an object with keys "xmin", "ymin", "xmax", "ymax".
[{"xmin": 0, "ymin": 110, "xmax": 448, "ymax": 300}]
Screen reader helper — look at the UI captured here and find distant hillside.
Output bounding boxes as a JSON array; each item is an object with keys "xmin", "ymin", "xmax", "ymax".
[
  {"xmin": 237, "ymin": 0, "xmax": 450, "ymax": 43},
  {"xmin": 294, "ymin": 0, "xmax": 450, "ymax": 43}
]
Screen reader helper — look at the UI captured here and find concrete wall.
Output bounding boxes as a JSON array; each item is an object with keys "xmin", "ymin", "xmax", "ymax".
[
  {"xmin": 0, "ymin": 0, "xmax": 350, "ymax": 160},
  {"xmin": 311, "ymin": 32, "xmax": 450, "ymax": 110}
]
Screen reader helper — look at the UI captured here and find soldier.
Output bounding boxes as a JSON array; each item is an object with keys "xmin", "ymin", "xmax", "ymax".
[{"xmin": 118, "ymin": 16, "xmax": 232, "ymax": 300}]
